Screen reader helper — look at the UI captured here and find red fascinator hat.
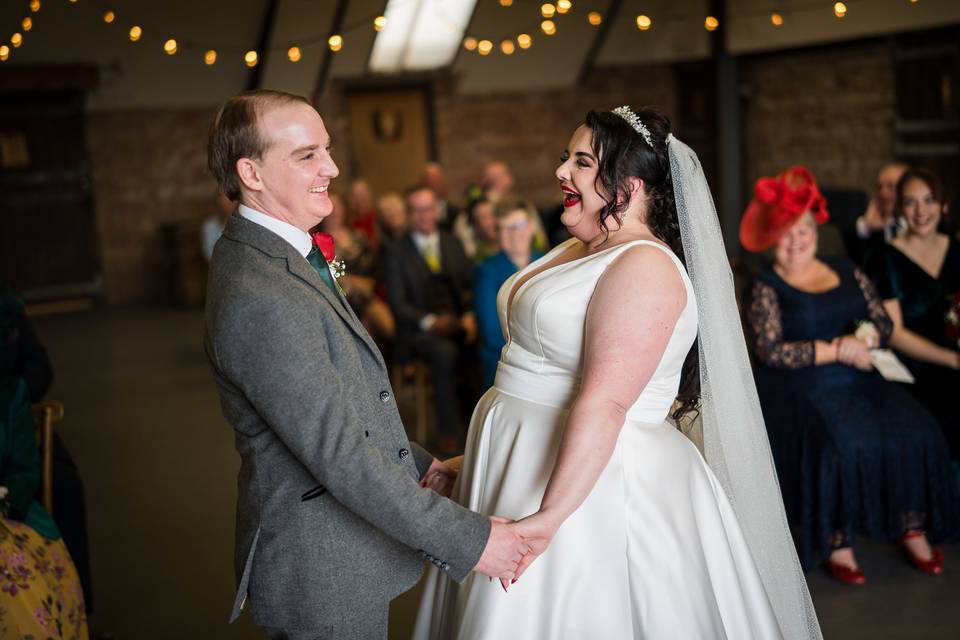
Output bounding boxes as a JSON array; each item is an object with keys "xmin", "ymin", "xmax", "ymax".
[{"xmin": 739, "ymin": 166, "xmax": 830, "ymax": 252}]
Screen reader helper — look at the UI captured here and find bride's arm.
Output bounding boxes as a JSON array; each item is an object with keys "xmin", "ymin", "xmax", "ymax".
[{"xmin": 515, "ymin": 246, "xmax": 686, "ymax": 574}]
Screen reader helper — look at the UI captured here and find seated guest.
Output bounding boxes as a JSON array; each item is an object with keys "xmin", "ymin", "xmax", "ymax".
[
  {"xmin": 742, "ymin": 166, "xmax": 957, "ymax": 585},
  {"xmin": 866, "ymin": 168, "xmax": 960, "ymax": 455},
  {"xmin": 317, "ymin": 193, "xmax": 395, "ymax": 342},
  {"xmin": 843, "ymin": 163, "xmax": 907, "ymax": 265},
  {"xmin": 469, "ymin": 198, "xmax": 500, "ymax": 265},
  {"xmin": 376, "ymin": 191, "xmax": 408, "ymax": 249},
  {"xmin": 422, "ymin": 161, "xmax": 461, "ymax": 232},
  {"xmin": 0, "ymin": 282, "xmax": 94, "ymax": 614},
  {"xmin": 0, "ymin": 376, "xmax": 87, "ymax": 638},
  {"xmin": 348, "ymin": 178, "xmax": 380, "ymax": 255},
  {"xmin": 384, "ymin": 186, "xmax": 476, "ymax": 453},
  {"xmin": 474, "ymin": 199, "xmax": 544, "ymax": 389},
  {"xmin": 201, "ymin": 192, "xmax": 236, "ymax": 261},
  {"xmin": 482, "ymin": 160, "xmax": 515, "ymax": 204}
]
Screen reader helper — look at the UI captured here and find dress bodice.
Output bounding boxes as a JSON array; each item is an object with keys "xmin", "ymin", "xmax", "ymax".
[
  {"xmin": 867, "ymin": 238, "xmax": 960, "ymax": 350},
  {"xmin": 493, "ymin": 238, "xmax": 698, "ymax": 423}
]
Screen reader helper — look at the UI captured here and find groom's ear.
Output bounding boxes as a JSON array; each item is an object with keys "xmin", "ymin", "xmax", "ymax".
[{"xmin": 236, "ymin": 157, "xmax": 263, "ymax": 192}]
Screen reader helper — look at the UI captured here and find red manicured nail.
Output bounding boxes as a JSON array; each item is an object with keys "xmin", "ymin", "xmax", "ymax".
[{"xmin": 511, "ymin": 578, "xmax": 517, "ymax": 584}]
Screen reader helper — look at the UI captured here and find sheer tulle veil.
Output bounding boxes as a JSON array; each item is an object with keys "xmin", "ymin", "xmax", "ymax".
[{"xmin": 667, "ymin": 133, "xmax": 823, "ymax": 639}]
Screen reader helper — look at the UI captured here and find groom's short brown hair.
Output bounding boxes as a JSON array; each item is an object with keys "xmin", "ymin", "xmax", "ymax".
[{"xmin": 208, "ymin": 90, "xmax": 311, "ymax": 201}]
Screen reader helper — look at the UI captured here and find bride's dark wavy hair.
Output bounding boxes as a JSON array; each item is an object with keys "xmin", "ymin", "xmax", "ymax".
[{"xmin": 584, "ymin": 107, "xmax": 700, "ymax": 421}]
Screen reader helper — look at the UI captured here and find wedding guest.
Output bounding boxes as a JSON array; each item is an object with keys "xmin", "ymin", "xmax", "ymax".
[
  {"xmin": 742, "ymin": 166, "xmax": 956, "ymax": 585},
  {"xmin": 348, "ymin": 178, "xmax": 380, "ymax": 255},
  {"xmin": 469, "ymin": 198, "xmax": 500, "ymax": 265},
  {"xmin": 201, "ymin": 192, "xmax": 237, "ymax": 261},
  {"xmin": 383, "ymin": 186, "xmax": 477, "ymax": 454},
  {"xmin": 474, "ymin": 199, "xmax": 544, "ymax": 389},
  {"xmin": 866, "ymin": 168, "xmax": 960, "ymax": 455},
  {"xmin": 376, "ymin": 191, "xmax": 408, "ymax": 249},
  {"xmin": 843, "ymin": 163, "xmax": 908, "ymax": 264},
  {"xmin": 482, "ymin": 160, "xmax": 515, "ymax": 204},
  {"xmin": 0, "ymin": 376, "xmax": 87, "ymax": 638},
  {"xmin": 0, "ymin": 282, "xmax": 94, "ymax": 613},
  {"xmin": 422, "ymin": 162, "xmax": 461, "ymax": 232},
  {"xmin": 317, "ymin": 193, "xmax": 395, "ymax": 342}
]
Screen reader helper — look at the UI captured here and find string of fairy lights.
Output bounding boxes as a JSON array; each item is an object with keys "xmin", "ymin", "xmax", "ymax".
[{"xmin": 0, "ymin": 0, "xmax": 929, "ymax": 65}]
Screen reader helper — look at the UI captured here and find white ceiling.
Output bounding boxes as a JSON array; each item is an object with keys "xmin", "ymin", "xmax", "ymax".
[{"xmin": 0, "ymin": 0, "xmax": 958, "ymax": 109}]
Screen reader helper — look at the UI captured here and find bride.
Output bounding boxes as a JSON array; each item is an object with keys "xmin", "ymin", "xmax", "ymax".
[{"xmin": 415, "ymin": 107, "xmax": 822, "ymax": 639}]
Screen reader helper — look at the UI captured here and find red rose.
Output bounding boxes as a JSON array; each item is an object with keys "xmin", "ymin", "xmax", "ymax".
[{"xmin": 310, "ymin": 231, "xmax": 336, "ymax": 261}]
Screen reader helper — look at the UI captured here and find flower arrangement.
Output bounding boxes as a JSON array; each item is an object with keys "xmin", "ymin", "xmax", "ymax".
[{"xmin": 855, "ymin": 320, "xmax": 879, "ymax": 349}]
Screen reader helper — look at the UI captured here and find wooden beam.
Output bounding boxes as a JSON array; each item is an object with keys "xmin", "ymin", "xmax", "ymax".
[
  {"xmin": 313, "ymin": 0, "xmax": 351, "ymax": 101},
  {"xmin": 576, "ymin": 0, "xmax": 623, "ymax": 87},
  {"xmin": 247, "ymin": 0, "xmax": 280, "ymax": 91}
]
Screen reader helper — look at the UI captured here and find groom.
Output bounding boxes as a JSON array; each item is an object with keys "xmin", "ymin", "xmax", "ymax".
[{"xmin": 204, "ymin": 90, "xmax": 527, "ymax": 639}]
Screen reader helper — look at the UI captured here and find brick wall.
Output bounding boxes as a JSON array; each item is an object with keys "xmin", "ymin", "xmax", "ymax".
[
  {"xmin": 741, "ymin": 40, "xmax": 896, "ymax": 195},
  {"xmin": 432, "ymin": 65, "xmax": 677, "ymax": 209},
  {"xmin": 87, "ymin": 109, "xmax": 219, "ymax": 304}
]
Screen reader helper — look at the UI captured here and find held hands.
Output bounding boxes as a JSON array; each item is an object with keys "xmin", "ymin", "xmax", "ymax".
[
  {"xmin": 833, "ymin": 335, "xmax": 873, "ymax": 371},
  {"xmin": 420, "ymin": 457, "xmax": 458, "ymax": 497},
  {"xmin": 473, "ymin": 511, "xmax": 560, "ymax": 592},
  {"xmin": 474, "ymin": 517, "xmax": 531, "ymax": 583}
]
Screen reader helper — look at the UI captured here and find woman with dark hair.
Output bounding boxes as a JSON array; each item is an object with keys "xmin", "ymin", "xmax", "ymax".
[
  {"xmin": 866, "ymin": 168, "xmax": 960, "ymax": 455},
  {"xmin": 416, "ymin": 108, "xmax": 820, "ymax": 638},
  {"xmin": 743, "ymin": 167, "xmax": 956, "ymax": 585}
]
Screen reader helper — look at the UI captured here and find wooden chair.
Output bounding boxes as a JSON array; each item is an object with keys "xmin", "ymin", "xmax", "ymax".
[{"xmin": 32, "ymin": 401, "xmax": 64, "ymax": 516}]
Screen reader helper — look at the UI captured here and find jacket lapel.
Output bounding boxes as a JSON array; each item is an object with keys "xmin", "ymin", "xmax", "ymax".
[{"xmin": 223, "ymin": 215, "xmax": 385, "ymax": 366}]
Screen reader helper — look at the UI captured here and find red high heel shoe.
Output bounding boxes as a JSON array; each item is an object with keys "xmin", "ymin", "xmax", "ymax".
[
  {"xmin": 901, "ymin": 530, "xmax": 944, "ymax": 575},
  {"xmin": 826, "ymin": 559, "xmax": 866, "ymax": 585}
]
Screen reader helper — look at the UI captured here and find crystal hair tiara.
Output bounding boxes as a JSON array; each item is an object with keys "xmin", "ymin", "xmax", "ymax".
[{"xmin": 612, "ymin": 106, "xmax": 653, "ymax": 147}]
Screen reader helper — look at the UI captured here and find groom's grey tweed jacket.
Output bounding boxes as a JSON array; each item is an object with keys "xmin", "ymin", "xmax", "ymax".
[{"xmin": 205, "ymin": 215, "xmax": 489, "ymax": 631}]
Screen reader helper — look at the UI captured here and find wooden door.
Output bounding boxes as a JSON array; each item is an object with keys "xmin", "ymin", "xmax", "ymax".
[{"xmin": 345, "ymin": 88, "xmax": 433, "ymax": 196}]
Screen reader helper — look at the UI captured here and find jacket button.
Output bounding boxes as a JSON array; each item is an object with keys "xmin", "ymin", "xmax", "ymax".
[
  {"xmin": 379, "ymin": 391, "xmax": 391, "ymax": 403},
  {"xmin": 399, "ymin": 448, "xmax": 410, "ymax": 460}
]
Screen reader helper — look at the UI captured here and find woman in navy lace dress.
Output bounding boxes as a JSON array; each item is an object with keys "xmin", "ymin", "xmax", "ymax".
[{"xmin": 741, "ymin": 167, "xmax": 956, "ymax": 585}]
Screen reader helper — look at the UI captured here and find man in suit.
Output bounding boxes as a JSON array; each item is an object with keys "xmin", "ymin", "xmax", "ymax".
[
  {"xmin": 384, "ymin": 186, "xmax": 477, "ymax": 453},
  {"xmin": 843, "ymin": 162, "xmax": 908, "ymax": 264},
  {"xmin": 204, "ymin": 90, "xmax": 527, "ymax": 640},
  {"xmin": 422, "ymin": 161, "xmax": 461, "ymax": 232}
]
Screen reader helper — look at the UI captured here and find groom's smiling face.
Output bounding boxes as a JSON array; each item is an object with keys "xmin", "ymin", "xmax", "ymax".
[{"xmin": 240, "ymin": 101, "xmax": 340, "ymax": 231}]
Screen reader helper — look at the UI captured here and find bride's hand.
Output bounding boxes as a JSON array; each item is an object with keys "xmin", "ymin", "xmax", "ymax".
[{"xmin": 509, "ymin": 511, "xmax": 561, "ymax": 584}]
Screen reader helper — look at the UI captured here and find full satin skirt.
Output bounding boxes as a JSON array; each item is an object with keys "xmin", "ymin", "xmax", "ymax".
[{"xmin": 414, "ymin": 386, "xmax": 783, "ymax": 639}]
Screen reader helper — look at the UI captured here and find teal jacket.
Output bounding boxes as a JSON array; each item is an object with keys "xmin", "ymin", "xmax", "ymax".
[{"xmin": 0, "ymin": 376, "xmax": 60, "ymax": 540}]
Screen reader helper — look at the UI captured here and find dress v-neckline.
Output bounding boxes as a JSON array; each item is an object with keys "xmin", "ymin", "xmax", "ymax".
[
  {"xmin": 504, "ymin": 237, "xmax": 666, "ymax": 331},
  {"xmin": 888, "ymin": 238, "xmax": 952, "ymax": 282}
]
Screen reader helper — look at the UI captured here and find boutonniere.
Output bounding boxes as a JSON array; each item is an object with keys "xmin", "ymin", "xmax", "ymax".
[{"xmin": 310, "ymin": 231, "xmax": 348, "ymax": 287}]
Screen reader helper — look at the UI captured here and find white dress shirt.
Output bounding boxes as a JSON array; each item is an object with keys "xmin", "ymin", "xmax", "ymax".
[
  {"xmin": 238, "ymin": 204, "xmax": 313, "ymax": 258},
  {"xmin": 411, "ymin": 230, "xmax": 441, "ymax": 262}
]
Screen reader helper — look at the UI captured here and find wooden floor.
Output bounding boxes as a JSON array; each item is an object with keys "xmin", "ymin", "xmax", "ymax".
[{"xmin": 33, "ymin": 307, "xmax": 960, "ymax": 639}]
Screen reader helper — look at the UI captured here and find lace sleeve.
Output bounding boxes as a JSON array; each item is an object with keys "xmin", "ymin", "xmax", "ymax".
[
  {"xmin": 853, "ymin": 267, "xmax": 893, "ymax": 345},
  {"xmin": 747, "ymin": 280, "xmax": 816, "ymax": 369}
]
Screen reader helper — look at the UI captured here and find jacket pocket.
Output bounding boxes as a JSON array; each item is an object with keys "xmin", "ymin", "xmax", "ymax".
[{"xmin": 300, "ymin": 485, "xmax": 327, "ymax": 502}]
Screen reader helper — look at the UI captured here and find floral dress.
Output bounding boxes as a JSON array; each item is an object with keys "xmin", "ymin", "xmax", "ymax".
[{"xmin": 0, "ymin": 377, "xmax": 87, "ymax": 639}]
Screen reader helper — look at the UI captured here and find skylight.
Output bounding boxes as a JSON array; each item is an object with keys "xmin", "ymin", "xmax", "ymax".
[{"xmin": 369, "ymin": 0, "xmax": 476, "ymax": 73}]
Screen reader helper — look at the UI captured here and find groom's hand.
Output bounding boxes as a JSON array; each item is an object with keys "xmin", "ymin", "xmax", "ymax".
[
  {"xmin": 420, "ymin": 457, "xmax": 456, "ymax": 497},
  {"xmin": 473, "ymin": 516, "xmax": 529, "ymax": 580}
]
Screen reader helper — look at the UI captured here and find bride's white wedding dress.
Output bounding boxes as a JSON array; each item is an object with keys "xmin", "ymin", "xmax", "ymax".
[{"xmin": 414, "ymin": 237, "xmax": 783, "ymax": 639}]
